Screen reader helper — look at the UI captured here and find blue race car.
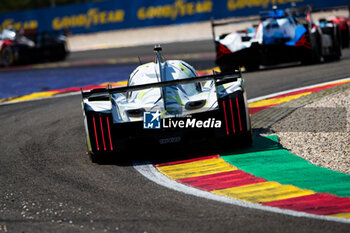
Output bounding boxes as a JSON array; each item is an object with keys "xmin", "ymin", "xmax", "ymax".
[{"xmin": 212, "ymin": 6, "xmax": 342, "ymax": 71}]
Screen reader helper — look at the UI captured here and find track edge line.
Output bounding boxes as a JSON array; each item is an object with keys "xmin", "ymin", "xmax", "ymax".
[{"xmin": 133, "ymin": 162, "xmax": 350, "ymax": 224}]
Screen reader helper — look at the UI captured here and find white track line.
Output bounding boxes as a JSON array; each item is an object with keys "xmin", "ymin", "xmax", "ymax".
[
  {"xmin": 133, "ymin": 162, "xmax": 350, "ymax": 224},
  {"xmin": 0, "ymin": 91, "xmax": 80, "ymax": 106},
  {"xmin": 247, "ymin": 76, "xmax": 350, "ymax": 103}
]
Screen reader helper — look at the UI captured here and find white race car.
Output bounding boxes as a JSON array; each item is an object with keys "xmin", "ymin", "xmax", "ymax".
[{"xmin": 81, "ymin": 46, "xmax": 252, "ymax": 162}]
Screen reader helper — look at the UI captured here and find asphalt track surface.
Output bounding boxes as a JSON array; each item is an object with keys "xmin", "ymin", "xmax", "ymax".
[
  {"xmin": 1, "ymin": 41, "xmax": 350, "ymax": 232},
  {"xmin": 68, "ymin": 40, "xmax": 217, "ymax": 69},
  {"xmin": 69, "ymin": 40, "xmax": 350, "ymax": 99}
]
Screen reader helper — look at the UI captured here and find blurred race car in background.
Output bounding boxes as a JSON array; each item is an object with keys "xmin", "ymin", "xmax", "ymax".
[
  {"xmin": 81, "ymin": 45, "xmax": 252, "ymax": 162},
  {"xmin": 325, "ymin": 16, "xmax": 350, "ymax": 48},
  {"xmin": 325, "ymin": 5, "xmax": 350, "ymax": 48},
  {"xmin": 0, "ymin": 28, "xmax": 69, "ymax": 66},
  {"xmin": 212, "ymin": 5, "xmax": 342, "ymax": 71}
]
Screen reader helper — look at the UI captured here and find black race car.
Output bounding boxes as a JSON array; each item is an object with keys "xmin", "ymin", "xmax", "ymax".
[{"xmin": 0, "ymin": 28, "xmax": 69, "ymax": 66}]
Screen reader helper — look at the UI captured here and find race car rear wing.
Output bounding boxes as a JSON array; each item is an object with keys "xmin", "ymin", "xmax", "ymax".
[
  {"xmin": 258, "ymin": 5, "xmax": 311, "ymax": 19},
  {"xmin": 210, "ymin": 16, "xmax": 260, "ymax": 40},
  {"xmin": 81, "ymin": 71, "xmax": 241, "ymax": 99}
]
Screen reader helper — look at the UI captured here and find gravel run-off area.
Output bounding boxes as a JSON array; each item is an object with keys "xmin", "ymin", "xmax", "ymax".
[{"xmin": 271, "ymin": 88, "xmax": 350, "ymax": 174}]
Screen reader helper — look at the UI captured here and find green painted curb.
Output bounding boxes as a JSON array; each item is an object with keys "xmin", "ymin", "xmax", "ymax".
[{"xmin": 221, "ymin": 135, "xmax": 350, "ymax": 197}]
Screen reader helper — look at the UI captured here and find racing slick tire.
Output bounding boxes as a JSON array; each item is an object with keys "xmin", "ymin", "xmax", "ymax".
[
  {"xmin": 88, "ymin": 149, "xmax": 119, "ymax": 164},
  {"xmin": 89, "ymin": 151, "xmax": 107, "ymax": 164},
  {"xmin": 88, "ymin": 151, "xmax": 99, "ymax": 163},
  {"xmin": 340, "ymin": 24, "xmax": 350, "ymax": 48},
  {"xmin": 1, "ymin": 46, "xmax": 14, "ymax": 67},
  {"xmin": 324, "ymin": 26, "xmax": 342, "ymax": 62},
  {"xmin": 331, "ymin": 26, "xmax": 342, "ymax": 60},
  {"xmin": 49, "ymin": 43, "xmax": 68, "ymax": 61},
  {"xmin": 244, "ymin": 64, "xmax": 260, "ymax": 72},
  {"xmin": 219, "ymin": 64, "xmax": 240, "ymax": 73},
  {"xmin": 301, "ymin": 32, "xmax": 322, "ymax": 65},
  {"xmin": 240, "ymin": 128, "xmax": 253, "ymax": 147}
]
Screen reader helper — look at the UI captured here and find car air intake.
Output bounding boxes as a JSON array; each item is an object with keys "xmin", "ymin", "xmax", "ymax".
[
  {"xmin": 88, "ymin": 95, "xmax": 109, "ymax": 101},
  {"xmin": 126, "ymin": 108, "xmax": 145, "ymax": 118},
  {"xmin": 185, "ymin": 100, "xmax": 206, "ymax": 110}
]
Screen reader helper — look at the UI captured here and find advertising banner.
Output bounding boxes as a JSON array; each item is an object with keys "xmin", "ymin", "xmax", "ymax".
[{"xmin": 0, "ymin": 0, "xmax": 349, "ymax": 34}]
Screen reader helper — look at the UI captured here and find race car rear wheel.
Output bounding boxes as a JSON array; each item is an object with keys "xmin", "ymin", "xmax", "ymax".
[
  {"xmin": 219, "ymin": 64, "xmax": 240, "ymax": 73},
  {"xmin": 1, "ymin": 46, "xmax": 14, "ymax": 67},
  {"xmin": 244, "ymin": 64, "xmax": 260, "ymax": 72},
  {"xmin": 302, "ymin": 32, "xmax": 322, "ymax": 65},
  {"xmin": 341, "ymin": 24, "xmax": 350, "ymax": 48},
  {"xmin": 332, "ymin": 26, "xmax": 342, "ymax": 60},
  {"xmin": 89, "ymin": 151, "xmax": 103, "ymax": 164},
  {"xmin": 323, "ymin": 26, "xmax": 342, "ymax": 61},
  {"xmin": 239, "ymin": 128, "xmax": 253, "ymax": 147}
]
